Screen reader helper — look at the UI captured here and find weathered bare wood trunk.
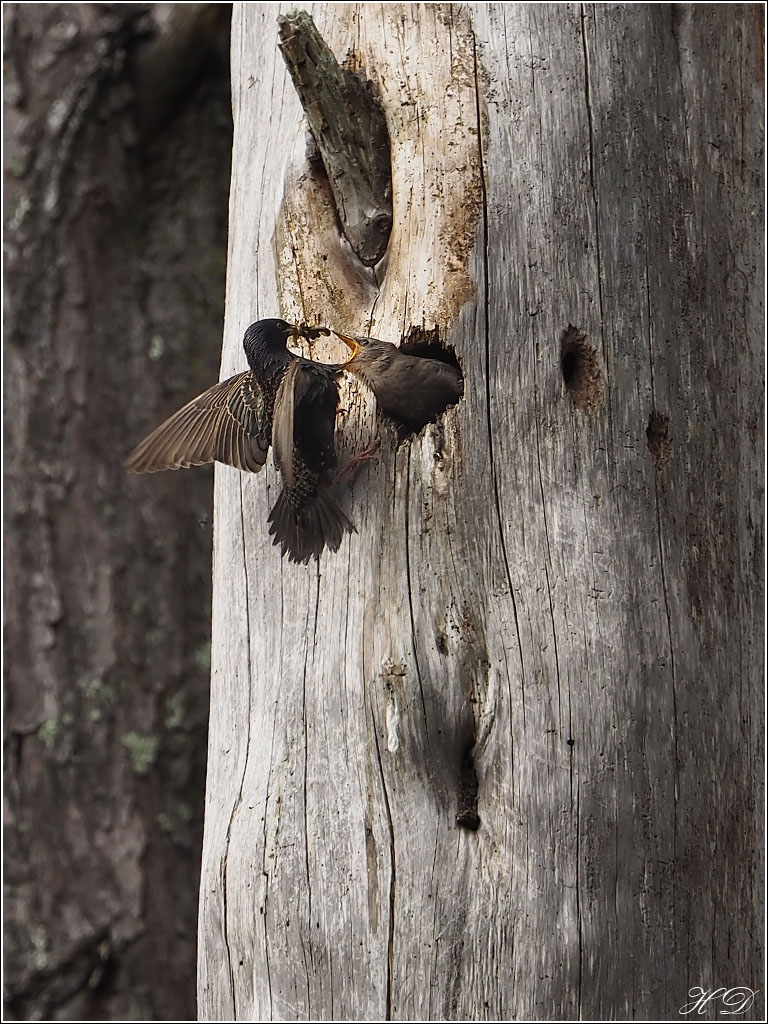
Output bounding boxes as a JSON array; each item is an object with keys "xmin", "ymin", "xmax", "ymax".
[{"xmin": 199, "ymin": 4, "xmax": 763, "ymax": 1020}]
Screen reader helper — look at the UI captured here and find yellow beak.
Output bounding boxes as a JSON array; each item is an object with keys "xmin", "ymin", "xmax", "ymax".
[{"xmin": 333, "ymin": 330, "xmax": 363, "ymax": 362}]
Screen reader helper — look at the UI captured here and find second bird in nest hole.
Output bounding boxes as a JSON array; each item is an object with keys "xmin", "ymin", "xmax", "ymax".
[{"xmin": 335, "ymin": 331, "xmax": 464, "ymax": 433}]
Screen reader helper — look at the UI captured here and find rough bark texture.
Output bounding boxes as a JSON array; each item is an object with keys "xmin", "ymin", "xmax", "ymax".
[
  {"xmin": 3, "ymin": 3, "xmax": 232, "ymax": 1019},
  {"xmin": 199, "ymin": 3, "xmax": 763, "ymax": 1021},
  {"xmin": 277, "ymin": 10, "xmax": 392, "ymax": 268}
]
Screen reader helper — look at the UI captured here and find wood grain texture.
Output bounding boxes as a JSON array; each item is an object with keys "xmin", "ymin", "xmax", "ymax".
[{"xmin": 199, "ymin": 4, "xmax": 763, "ymax": 1020}]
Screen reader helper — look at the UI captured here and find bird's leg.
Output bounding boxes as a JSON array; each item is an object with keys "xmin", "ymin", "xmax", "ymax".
[{"xmin": 332, "ymin": 434, "xmax": 382, "ymax": 485}]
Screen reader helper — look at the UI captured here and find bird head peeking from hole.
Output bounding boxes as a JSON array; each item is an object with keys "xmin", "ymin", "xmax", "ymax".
[{"xmin": 334, "ymin": 331, "xmax": 464, "ymax": 432}]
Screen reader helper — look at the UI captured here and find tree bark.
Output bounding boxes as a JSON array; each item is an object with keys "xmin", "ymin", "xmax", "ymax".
[
  {"xmin": 199, "ymin": 3, "xmax": 763, "ymax": 1021},
  {"xmin": 3, "ymin": 3, "xmax": 232, "ymax": 1019}
]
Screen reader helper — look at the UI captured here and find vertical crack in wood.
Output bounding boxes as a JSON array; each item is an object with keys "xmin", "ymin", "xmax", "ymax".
[
  {"xmin": 575, "ymin": 783, "xmax": 584, "ymax": 1017},
  {"xmin": 371, "ymin": 704, "xmax": 396, "ymax": 1020},
  {"xmin": 471, "ymin": 32, "xmax": 528, "ymax": 728},
  {"xmin": 244, "ymin": 485, "xmax": 274, "ymax": 1017},
  {"xmin": 580, "ymin": 5, "xmax": 617, "ymax": 453},
  {"xmin": 403, "ymin": 447, "xmax": 430, "ymax": 738},
  {"xmin": 219, "ymin": 845, "xmax": 237, "ymax": 1015},
  {"xmin": 220, "ymin": 477, "xmax": 258, "ymax": 1018},
  {"xmin": 643, "ymin": 238, "xmax": 680, "ymax": 882},
  {"xmin": 300, "ymin": 573, "xmax": 320, "ymax": 1013},
  {"xmin": 260, "ymin": 725, "xmax": 275, "ymax": 1017},
  {"xmin": 329, "ymin": 950, "xmax": 335, "ymax": 1019},
  {"xmin": 532, "ymin": 337, "xmax": 566, "ymax": 735},
  {"xmin": 579, "ymin": 4, "xmax": 605, "ymax": 330},
  {"xmin": 284, "ymin": 204, "xmax": 310, "ymax": 324},
  {"xmin": 669, "ymin": 11, "xmax": 692, "ymax": 165},
  {"xmin": 426, "ymin": 820, "xmax": 441, "ymax": 1019},
  {"xmin": 277, "ymin": 11, "xmax": 392, "ymax": 268},
  {"xmin": 298, "ymin": 929, "xmax": 312, "ymax": 1018}
]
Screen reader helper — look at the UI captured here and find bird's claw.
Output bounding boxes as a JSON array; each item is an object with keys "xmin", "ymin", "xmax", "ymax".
[{"xmin": 332, "ymin": 435, "xmax": 382, "ymax": 485}]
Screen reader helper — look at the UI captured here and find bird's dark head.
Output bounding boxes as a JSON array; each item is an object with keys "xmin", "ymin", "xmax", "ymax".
[{"xmin": 243, "ymin": 318, "xmax": 300, "ymax": 373}]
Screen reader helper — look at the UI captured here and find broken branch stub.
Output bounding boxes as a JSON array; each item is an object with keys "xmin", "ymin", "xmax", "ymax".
[{"xmin": 277, "ymin": 11, "xmax": 392, "ymax": 267}]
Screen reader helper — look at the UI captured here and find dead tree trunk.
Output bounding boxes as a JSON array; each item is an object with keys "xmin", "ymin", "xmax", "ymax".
[{"xmin": 199, "ymin": 4, "xmax": 763, "ymax": 1020}]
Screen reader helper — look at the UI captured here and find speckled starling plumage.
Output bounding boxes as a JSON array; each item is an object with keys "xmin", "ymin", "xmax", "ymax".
[{"xmin": 125, "ymin": 318, "xmax": 354, "ymax": 562}]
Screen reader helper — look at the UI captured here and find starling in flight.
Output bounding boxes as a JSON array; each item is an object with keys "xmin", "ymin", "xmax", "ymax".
[
  {"xmin": 125, "ymin": 318, "xmax": 354, "ymax": 563},
  {"xmin": 334, "ymin": 332, "xmax": 464, "ymax": 432}
]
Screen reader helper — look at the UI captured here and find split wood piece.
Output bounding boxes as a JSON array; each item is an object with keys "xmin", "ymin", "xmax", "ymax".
[{"xmin": 277, "ymin": 10, "xmax": 392, "ymax": 267}]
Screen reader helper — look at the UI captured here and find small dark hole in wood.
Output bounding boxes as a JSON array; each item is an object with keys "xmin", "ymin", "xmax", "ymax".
[
  {"xmin": 560, "ymin": 324, "xmax": 605, "ymax": 413},
  {"xmin": 401, "ymin": 326, "xmax": 463, "ymax": 373},
  {"xmin": 456, "ymin": 743, "xmax": 480, "ymax": 831},
  {"xmin": 561, "ymin": 348, "xmax": 580, "ymax": 386},
  {"xmin": 305, "ymin": 128, "xmax": 325, "ymax": 173},
  {"xmin": 646, "ymin": 410, "xmax": 673, "ymax": 471}
]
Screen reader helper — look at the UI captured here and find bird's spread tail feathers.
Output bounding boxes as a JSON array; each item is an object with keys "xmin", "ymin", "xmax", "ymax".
[{"xmin": 267, "ymin": 488, "xmax": 355, "ymax": 563}]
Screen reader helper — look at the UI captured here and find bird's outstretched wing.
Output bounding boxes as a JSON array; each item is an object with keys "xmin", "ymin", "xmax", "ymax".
[{"xmin": 125, "ymin": 372, "xmax": 271, "ymax": 473}]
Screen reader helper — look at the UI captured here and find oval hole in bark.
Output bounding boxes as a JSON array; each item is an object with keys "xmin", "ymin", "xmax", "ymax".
[
  {"xmin": 560, "ymin": 324, "xmax": 605, "ymax": 413},
  {"xmin": 646, "ymin": 410, "xmax": 673, "ymax": 470},
  {"xmin": 401, "ymin": 325, "xmax": 463, "ymax": 374}
]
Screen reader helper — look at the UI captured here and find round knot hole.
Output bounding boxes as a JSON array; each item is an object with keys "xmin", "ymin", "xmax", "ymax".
[{"xmin": 560, "ymin": 325, "xmax": 605, "ymax": 413}]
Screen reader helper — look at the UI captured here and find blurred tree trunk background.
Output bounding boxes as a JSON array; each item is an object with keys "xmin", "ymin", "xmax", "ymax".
[{"xmin": 3, "ymin": 3, "xmax": 232, "ymax": 1019}]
